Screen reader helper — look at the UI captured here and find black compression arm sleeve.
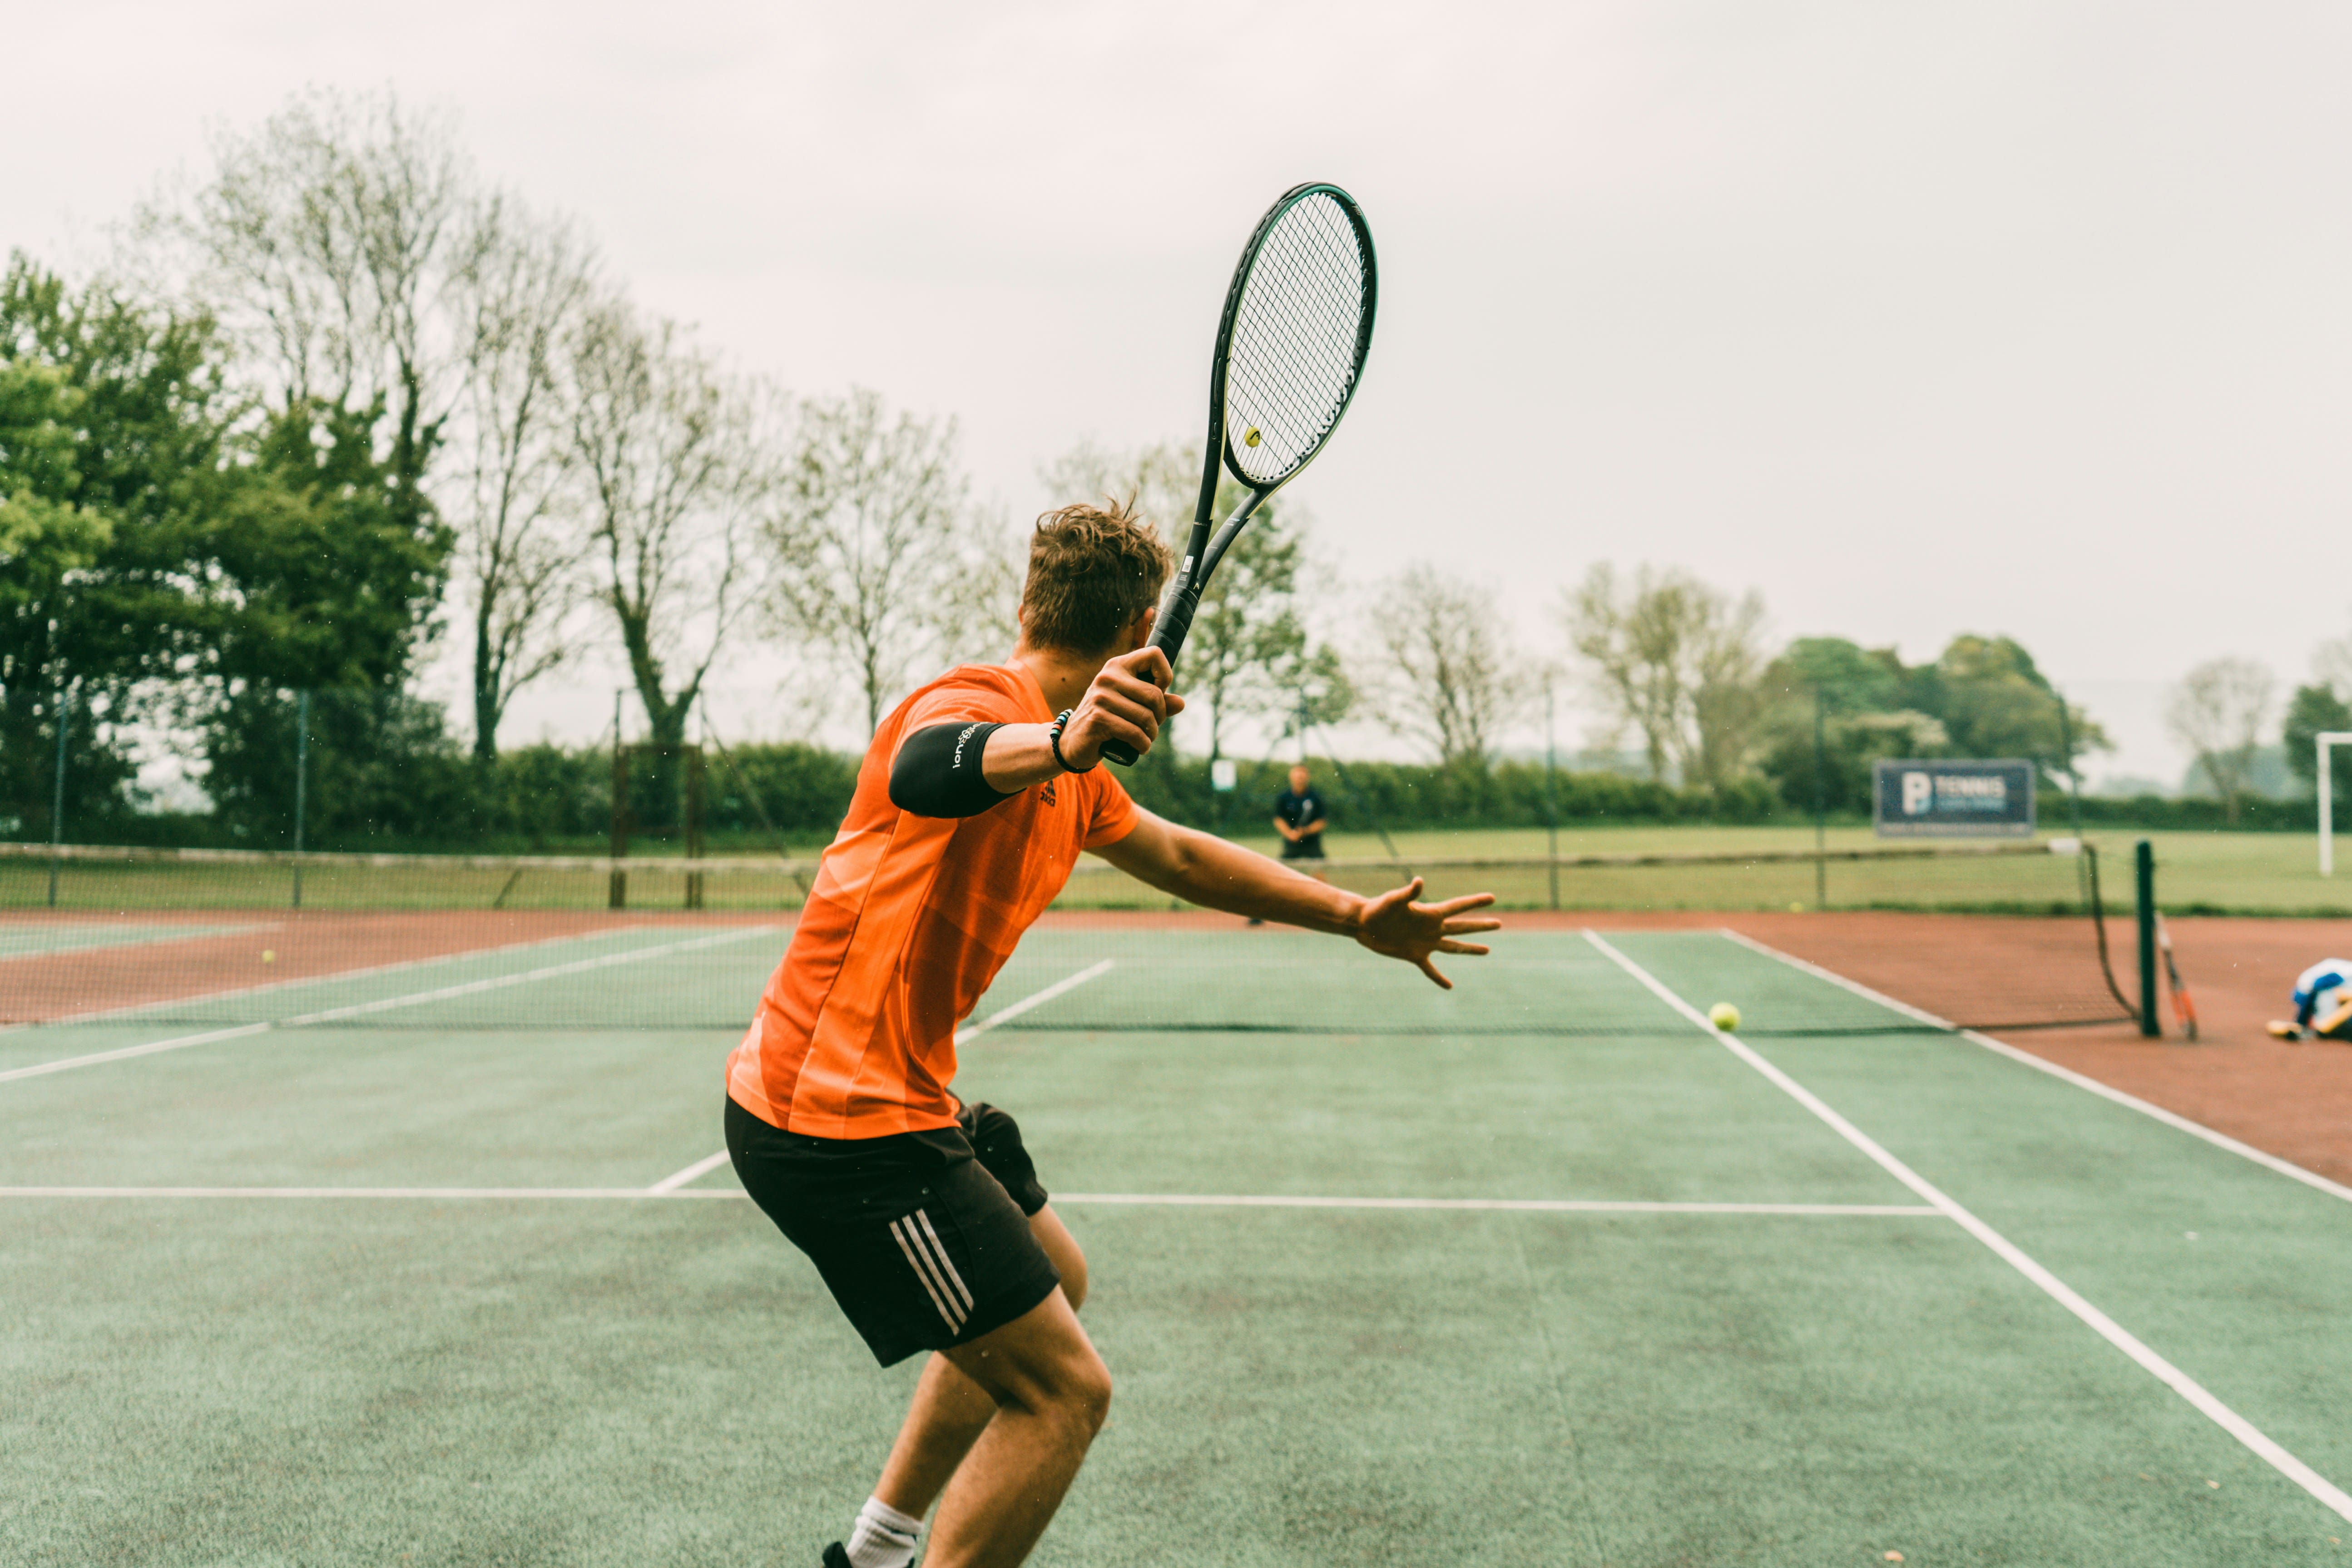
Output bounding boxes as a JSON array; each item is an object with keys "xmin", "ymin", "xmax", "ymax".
[{"xmin": 890, "ymin": 722, "xmax": 1019, "ymax": 817}]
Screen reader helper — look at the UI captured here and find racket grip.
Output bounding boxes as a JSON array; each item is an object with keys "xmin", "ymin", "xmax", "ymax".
[{"xmin": 1100, "ymin": 588, "xmax": 1201, "ymax": 768}]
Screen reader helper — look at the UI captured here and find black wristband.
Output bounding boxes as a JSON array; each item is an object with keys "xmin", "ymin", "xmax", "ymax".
[
  {"xmin": 1048, "ymin": 709, "xmax": 1096, "ymax": 774},
  {"xmin": 890, "ymin": 722, "xmax": 1018, "ymax": 817}
]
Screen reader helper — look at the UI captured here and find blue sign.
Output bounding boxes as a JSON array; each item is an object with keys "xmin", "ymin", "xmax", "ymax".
[{"xmin": 1873, "ymin": 759, "xmax": 2035, "ymax": 838}]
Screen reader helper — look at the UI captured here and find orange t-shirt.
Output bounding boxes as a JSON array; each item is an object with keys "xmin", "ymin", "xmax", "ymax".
[{"xmin": 725, "ymin": 663, "xmax": 1140, "ymax": 1138}]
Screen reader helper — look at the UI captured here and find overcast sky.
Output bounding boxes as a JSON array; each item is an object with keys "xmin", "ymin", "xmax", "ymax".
[{"xmin": 15, "ymin": 0, "xmax": 2348, "ymax": 786}]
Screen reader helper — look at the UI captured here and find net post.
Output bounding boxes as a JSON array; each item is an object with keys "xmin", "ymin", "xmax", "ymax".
[
  {"xmin": 46, "ymin": 683, "xmax": 70, "ymax": 908},
  {"xmin": 609, "ymin": 745, "xmax": 630, "ymax": 910},
  {"xmin": 2135, "ymin": 838, "xmax": 2160, "ymax": 1038},
  {"xmin": 291, "ymin": 689, "xmax": 311, "ymax": 909}
]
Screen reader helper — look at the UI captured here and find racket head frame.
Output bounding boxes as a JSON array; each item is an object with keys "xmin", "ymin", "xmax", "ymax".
[{"xmin": 1100, "ymin": 183, "xmax": 1377, "ymax": 767}]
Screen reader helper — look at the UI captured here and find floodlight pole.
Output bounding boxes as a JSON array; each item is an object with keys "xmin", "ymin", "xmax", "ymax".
[{"xmin": 2320, "ymin": 732, "xmax": 2352, "ymax": 876}]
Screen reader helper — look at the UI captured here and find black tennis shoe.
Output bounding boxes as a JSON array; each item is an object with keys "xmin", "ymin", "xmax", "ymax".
[{"xmin": 822, "ymin": 1544, "xmax": 852, "ymax": 1568}]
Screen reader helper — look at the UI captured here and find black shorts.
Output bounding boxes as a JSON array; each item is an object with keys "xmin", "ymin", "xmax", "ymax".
[
  {"xmin": 1282, "ymin": 836, "xmax": 1326, "ymax": 861},
  {"xmin": 725, "ymin": 1097, "xmax": 1060, "ymax": 1366}
]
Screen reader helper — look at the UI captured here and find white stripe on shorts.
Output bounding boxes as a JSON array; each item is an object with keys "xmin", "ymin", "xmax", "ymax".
[
  {"xmin": 914, "ymin": 1209, "xmax": 976, "ymax": 1313},
  {"xmin": 890, "ymin": 1215, "xmax": 965, "ymax": 1330}
]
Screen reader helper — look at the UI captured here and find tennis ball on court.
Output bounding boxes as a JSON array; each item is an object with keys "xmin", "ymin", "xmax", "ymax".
[
  {"xmin": 261, "ymin": 949, "xmax": 276, "ymax": 965},
  {"xmin": 1708, "ymin": 1001, "xmax": 1740, "ymax": 1032}
]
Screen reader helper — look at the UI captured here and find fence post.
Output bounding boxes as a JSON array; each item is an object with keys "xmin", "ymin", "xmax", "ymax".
[
  {"xmin": 1812, "ymin": 688, "xmax": 1828, "ymax": 911},
  {"xmin": 47, "ymin": 684, "xmax": 71, "ymax": 908},
  {"xmin": 2135, "ymin": 839, "xmax": 2160, "ymax": 1038},
  {"xmin": 292, "ymin": 690, "xmax": 311, "ymax": 909},
  {"xmin": 1543, "ymin": 674, "xmax": 1559, "ymax": 911}
]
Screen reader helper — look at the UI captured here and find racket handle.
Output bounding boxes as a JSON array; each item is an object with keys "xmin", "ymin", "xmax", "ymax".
[{"xmin": 1099, "ymin": 586, "xmax": 1202, "ymax": 768}]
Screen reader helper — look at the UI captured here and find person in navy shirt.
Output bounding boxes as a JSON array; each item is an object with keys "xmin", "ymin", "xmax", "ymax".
[{"xmin": 1272, "ymin": 765, "xmax": 1328, "ymax": 863}]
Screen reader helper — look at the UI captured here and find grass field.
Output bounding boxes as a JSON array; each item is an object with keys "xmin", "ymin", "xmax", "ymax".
[
  {"xmin": 5, "ymin": 920, "xmax": 2352, "ymax": 1564},
  {"xmin": 1235, "ymin": 825, "xmax": 2352, "ymax": 918},
  {"xmin": 12, "ymin": 824, "xmax": 2347, "ymax": 919}
]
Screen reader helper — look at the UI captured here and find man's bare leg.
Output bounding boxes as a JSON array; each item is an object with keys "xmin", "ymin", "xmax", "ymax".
[
  {"xmin": 871, "ymin": 1209, "xmax": 1089, "ymax": 1517},
  {"xmin": 913, "ymin": 1281, "xmax": 1109, "ymax": 1568}
]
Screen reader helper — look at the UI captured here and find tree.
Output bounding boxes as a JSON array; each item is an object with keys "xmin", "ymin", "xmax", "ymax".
[
  {"xmin": 1562, "ymin": 564, "xmax": 1768, "ymax": 787},
  {"xmin": 143, "ymin": 89, "xmax": 482, "ymax": 544},
  {"xmin": 2166, "ymin": 657, "xmax": 2276, "ymax": 823},
  {"xmin": 1923, "ymin": 634, "xmax": 2102, "ymax": 770},
  {"xmin": 569, "ymin": 301, "xmax": 767, "ymax": 754},
  {"xmin": 2283, "ymin": 683, "xmax": 2352, "ymax": 812},
  {"xmin": 444, "ymin": 202, "xmax": 599, "ymax": 761},
  {"xmin": 0, "ymin": 258, "xmax": 248, "ymax": 831},
  {"xmin": 767, "ymin": 389, "xmax": 1011, "ymax": 734},
  {"xmin": 1367, "ymin": 566, "xmax": 1522, "ymax": 767}
]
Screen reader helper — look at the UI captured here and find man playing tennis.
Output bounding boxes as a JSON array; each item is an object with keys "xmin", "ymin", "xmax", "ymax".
[{"xmin": 725, "ymin": 500, "xmax": 1499, "ymax": 1568}]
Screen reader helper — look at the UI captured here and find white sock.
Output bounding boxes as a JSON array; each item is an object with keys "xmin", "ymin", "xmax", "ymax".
[{"xmin": 845, "ymin": 1496, "xmax": 923, "ymax": 1568}]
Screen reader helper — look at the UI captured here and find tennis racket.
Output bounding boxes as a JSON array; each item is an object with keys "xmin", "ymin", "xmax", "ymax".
[{"xmin": 1100, "ymin": 182, "xmax": 1377, "ymax": 767}]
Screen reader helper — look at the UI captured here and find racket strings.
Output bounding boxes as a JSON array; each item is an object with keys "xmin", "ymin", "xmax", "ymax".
[{"xmin": 1224, "ymin": 193, "xmax": 1371, "ymax": 486}]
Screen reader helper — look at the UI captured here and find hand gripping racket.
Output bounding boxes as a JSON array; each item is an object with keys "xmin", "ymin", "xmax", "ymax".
[{"xmin": 1099, "ymin": 183, "xmax": 1377, "ymax": 767}]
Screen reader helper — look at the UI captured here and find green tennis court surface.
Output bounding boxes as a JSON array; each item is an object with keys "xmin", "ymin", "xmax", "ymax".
[{"xmin": 5, "ymin": 927, "xmax": 2350, "ymax": 1565}]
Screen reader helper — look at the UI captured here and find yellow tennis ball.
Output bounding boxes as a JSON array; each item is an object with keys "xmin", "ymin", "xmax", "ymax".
[
  {"xmin": 1708, "ymin": 1001, "xmax": 1740, "ymax": 1032},
  {"xmin": 261, "ymin": 949, "xmax": 276, "ymax": 965}
]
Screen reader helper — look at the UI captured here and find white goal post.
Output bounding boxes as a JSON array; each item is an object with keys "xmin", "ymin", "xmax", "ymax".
[{"xmin": 2321, "ymin": 732, "xmax": 2352, "ymax": 876}]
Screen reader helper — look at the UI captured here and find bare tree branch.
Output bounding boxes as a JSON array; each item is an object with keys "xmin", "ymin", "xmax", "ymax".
[
  {"xmin": 442, "ymin": 199, "xmax": 599, "ymax": 760},
  {"xmin": 1562, "ymin": 563, "xmax": 1769, "ymax": 787},
  {"xmin": 766, "ymin": 389, "xmax": 996, "ymax": 734},
  {"xmin": 2166, "ymin": 656, "xmax": 2275, "ymax": 823},
  {"xmin": 1367, "ymin": 565, "xmax": 1524, "ymax": 767},
  {"xmin": 569, "ymin": 300, "xmax": 772, "ymax": 749}
]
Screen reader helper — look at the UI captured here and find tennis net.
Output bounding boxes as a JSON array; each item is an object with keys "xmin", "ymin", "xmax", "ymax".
[{"xmin": 0, "ymin": 839, "xmax": 2136, "ymax": 1035}]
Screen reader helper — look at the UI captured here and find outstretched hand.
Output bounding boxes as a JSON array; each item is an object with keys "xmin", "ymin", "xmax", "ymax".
[{"xmin": 1352, "ymin": 878, "xmax": 1501, "ymax": 989}]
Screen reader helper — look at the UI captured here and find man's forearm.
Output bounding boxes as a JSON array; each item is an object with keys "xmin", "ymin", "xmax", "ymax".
[
  {"xmin": 979, "ymin": 723, "xmax": 1064, "ymax": 792},
  {"xmin": 1123, "ymin": 824, "xmax": 1362, "ymax": 934}
]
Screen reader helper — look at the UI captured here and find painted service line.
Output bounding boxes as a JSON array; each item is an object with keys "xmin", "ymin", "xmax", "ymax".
[
  {"xmin": 1717, "ymin": 926, "xmax": 2352, "ymax": 1209},
  {"xmin": 0, "ymin": 1186, "xmax": 1931, "ymax": 1214},
  {"xmin": 956, "ymin": 959, "xmax": 1115, "ymax": 1041},
  {"xmin": 647, "ymin": 1150, "xmax": 733, "ymax": 1194},
  {"xmin": 0, "ymin": 926, "xmax": 782, "ymax": 1086},
  {"xmin": 1585, "ymin": 929, "xmax": 2352, "ymax": 1529}
]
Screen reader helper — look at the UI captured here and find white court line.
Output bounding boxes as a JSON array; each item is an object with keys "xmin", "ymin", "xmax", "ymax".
[
  {"xmin": 1585, "ymin": 929, "xmax": 2352, "ymax": 1528},
  {"xmin": 0, "ymin": 1186, "xmax": 742, "ymax": 1200},
  {"xmin": 955, "ymin": 958, "xmax": 1115, "ymax": 1042},
  {"xmin": 647, "ymin": 1150, "xmax": 732, "ymax": 1194},
  {"xmin": 1718, "ymin": 926, "xmax": 2352, "ymax": 1209},
  {"xmin": 19, "ymin": 920, "xmax": 669, "ymax": 1030},
  {"xmin": 638, "ymin": 959, "xmax": 1123, "ymax": 1197},
  {"xmin": 1053, "ymin": 1193, "xmax": 1936, "ymax": 1216},
  {"xmin": 0, "ymin": 1185, "xmax": 1931, "ymax": 1214},
  {"xmin": 0, "ymin": 926, "xmax": 782, "ymax": 1086}
]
